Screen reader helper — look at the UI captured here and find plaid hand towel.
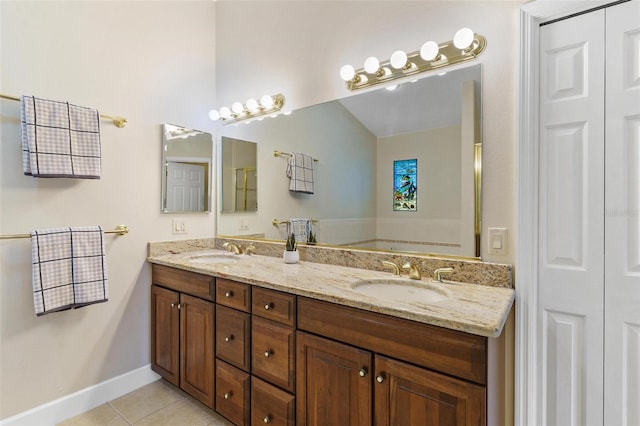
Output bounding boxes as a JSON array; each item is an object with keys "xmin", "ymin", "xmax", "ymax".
[
  {"xmin": 21, "ymin": 96, "xmax": 101, "ymax": 178},
  {"xmin": 286, "ymin": 153, "xmax": 314, "ymax": 194},
  {"xmin": 31, "ymin": 226, "xmax": 109, "ymax": 316},
  {"xmin": 287, "ymin": 218, "xmax": 310, "ymax": 244}
]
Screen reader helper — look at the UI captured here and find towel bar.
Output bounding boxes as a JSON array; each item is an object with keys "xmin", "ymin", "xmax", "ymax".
[
  {"xmin": 0, "ymin": 93, "xmax": 127, "ymax": 128},
  {"xmin": 273, "ymin": 150, "xmax": 319, "ymax": 163},
  {"xmin": 272, "ymin": 219, "xmax": 318, "ymax": 226},
  {"xmin": 0, "ymin": 225, "xmax": 129, "ymax": 240}
]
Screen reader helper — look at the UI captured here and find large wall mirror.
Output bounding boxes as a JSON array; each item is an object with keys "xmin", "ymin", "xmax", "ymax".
[
  {"xmin": 162, "ymin": 124, "xmax": 213, "ymax": 213},
  {"xmin": 217, "ymin": 64, "xmax": 482, "ymax": 258}
]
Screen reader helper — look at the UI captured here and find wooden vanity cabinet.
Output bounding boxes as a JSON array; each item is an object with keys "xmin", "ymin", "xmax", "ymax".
[
  {"xmin": 296, "ymin": 297, "xmax": 488, "ymax": 426},
  {"xmin": 150, "ymin": 266, "xmax": 215, "ymax": 409}
]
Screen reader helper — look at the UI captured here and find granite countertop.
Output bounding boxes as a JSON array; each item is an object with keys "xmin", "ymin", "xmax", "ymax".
[{"xmin": 147, "ymin": 249, "xmax": 515, "ymax": 338}]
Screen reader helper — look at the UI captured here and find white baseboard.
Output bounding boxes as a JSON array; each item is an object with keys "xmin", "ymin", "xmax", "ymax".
[{"xmin": 0, "ymin": 365, "xmax": 161, "ymax": 426}]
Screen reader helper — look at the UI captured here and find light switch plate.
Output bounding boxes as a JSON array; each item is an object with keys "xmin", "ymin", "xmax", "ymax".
[
  {"xmin": 172, "ymin": 219, "xmax": 187, "ymax": 234},
  {"xmin": 487, "ymin": 227, "xmax": 507, "ymax": 255}
]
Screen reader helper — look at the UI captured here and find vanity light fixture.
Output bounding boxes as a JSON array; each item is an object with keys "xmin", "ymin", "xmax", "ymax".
[
  {"xmin": 340, "ymin": 28, "xmax": 486, "ymax": 91},
  {"xmin": 209, "ymin": 93, "xmax": 286, "ymax": 125}
]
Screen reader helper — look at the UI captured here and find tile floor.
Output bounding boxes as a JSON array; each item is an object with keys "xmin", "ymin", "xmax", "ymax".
[{"xmin": 58, "ymin": 380, "xmax": 233, "ymax": 426}]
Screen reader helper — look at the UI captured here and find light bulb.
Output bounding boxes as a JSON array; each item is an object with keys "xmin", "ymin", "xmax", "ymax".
[
  {"xmin": 260, "ymin": 95, "xmax": 274, "ymax": 109},
  {"xmin": 390, "ymin": 50, "xmax": 407, "ymax": 69},
  {"xmin": 231, "ymin": 102, "xmax": 244, "ymax": 114},
  {"xmin": 219, "ymin": 106, "xmax": 231, "ymax": 119},
  {"xmin": 363, "ymin": 56, "xmax": 380, "ymax": 74},
  {"xmin": 340, "ymin": 64, "xmax": 355, "ymax": 81},
  {"xmin": 454, "ymin": 27, "xmax": 474, "ymax": 50},
  {"xmin": 420, "ymin": 41, "xmax": 440, "ymax": 61},
  {"xmin": 208, "ymin": 110, "xmax": 220, "ymax": 121},
  {"xmin": 246, "ymin": 98, "xmax": 259, "ymax": 111}
]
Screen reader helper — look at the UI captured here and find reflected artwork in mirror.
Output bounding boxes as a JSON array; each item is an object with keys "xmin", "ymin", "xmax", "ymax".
[
  {"xmin": 217, "ymin": 64, "xmax": 481, "ymax": 258},
  {"xmin": 220, "ymin": 137, "xmax": 258, "ymax": 213},
  {"xmin": 162, "ymin": 124, "xmax": 213, "ymax": 213}
]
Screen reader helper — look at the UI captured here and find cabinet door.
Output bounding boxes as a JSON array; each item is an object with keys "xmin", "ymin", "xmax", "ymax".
[
  {"xmin": 296, "ymin": 331, "xmax": 372, "ymax": 426},
  {"xmin": 180, "ymin": 293, "xmax": 215, "ymax": 409},
  {"xmin": 374, "ymin": 355, "xmax": 486, "ymax": 426},
  {"xmin": 151, "ymin": 285, "xmax": 180, "ymax": 386}
]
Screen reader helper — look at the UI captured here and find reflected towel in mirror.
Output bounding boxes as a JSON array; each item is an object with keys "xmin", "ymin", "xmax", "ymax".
[
  {"xmin": 286, "ymin": 152, "xmax": 314, "ymax": 194},
  {"xmin": 287, "ymin": 219, "xmax": 310, "ymax": 244}
]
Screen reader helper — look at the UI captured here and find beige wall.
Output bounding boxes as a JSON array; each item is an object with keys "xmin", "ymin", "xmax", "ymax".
[
  {"xmin": 0, "ymin": 1, "xmax": 216, "ymax": 419},
  {"xmin": 214, "ymin": 0, "xmax": 519, "ymax": 264}
]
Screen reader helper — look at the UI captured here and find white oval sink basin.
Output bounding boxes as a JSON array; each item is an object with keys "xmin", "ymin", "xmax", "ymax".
[
  {"xmin": 188, "ymin": 253, "xmax": 241, "ymax": 264},
  {"xmin": 351, "ymin": 278, "xmax": 449, "ymax": 304}
]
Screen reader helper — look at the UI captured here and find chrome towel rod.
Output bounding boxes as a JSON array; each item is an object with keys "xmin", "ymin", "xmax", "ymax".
[
  {"xmin": 0, "ymin": 225, "xmax": 129, "ymax": 240},
  {"xmin": 0, "ymin": 93, "xmax": 127, "ymax": 128},
  {"xmin": 273, "ymin": 150, "xmax": 319, "ymax": 163}
]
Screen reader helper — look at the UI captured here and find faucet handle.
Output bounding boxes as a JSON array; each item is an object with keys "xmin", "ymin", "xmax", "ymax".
[
  {"xmin": 244, "ymin": 244, "xmax": 256, "ymax": 255},
  {"xmin": 433, "ymin": 267, "xmax": 454, "ymax": 282},
  {"xmin": 381, "ymin": 260, "xmax": 401, "ymax": 276},
  {"xmin": 402, "ymin": 262, "xmax": 422, "ymax": 280},
  {"xmin": 223, "ymin": 242, "xmax": 242, "ymax": 255}
]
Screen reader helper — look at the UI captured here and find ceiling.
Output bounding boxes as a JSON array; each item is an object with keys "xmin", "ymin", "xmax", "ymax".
[{"xmin": 338, "ymin": 64, "xmax": 481, "ymax": 138}]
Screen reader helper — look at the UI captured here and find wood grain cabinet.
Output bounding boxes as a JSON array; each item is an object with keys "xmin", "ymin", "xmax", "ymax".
[
  {"xmin": 151, "ymin": 265, "xmax": 491, "ymax": 425},
  {"xmin": 151, "ymin": 266, "xmax": 215, "ymax": 409},
  {"xmin": 297, "ymin": 297, "xmax": 488, "ymax": 426}
]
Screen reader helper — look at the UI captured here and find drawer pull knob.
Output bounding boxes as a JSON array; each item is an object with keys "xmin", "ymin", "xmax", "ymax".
[
  {"xmin": 263, "ymin": 415, "xmax": 271, "ymax": 423},
  {"xmin": 359, "ymin": 368, "xmax": 367, "ymax": 377},
  {"xmin": 376, "ymin": 374, "xmax": 385, "ymax": 384},
  {"xmin": 264, "ymin": 303, "xmax": 273, "ymax": 310},
  {"xmin": 224, "ymin": 391, "xmax": 232, "ymax": 399},
  {"xmin": 225, "ymin": 291, "xmax": 233, "ymax": 298},
  {"xmin": 225, "ymin": 335, "xmax": 234, "ymax": 342},
  {"xmin": 264, "ymin": 349, "xmax": 272, "ymax": 357}
]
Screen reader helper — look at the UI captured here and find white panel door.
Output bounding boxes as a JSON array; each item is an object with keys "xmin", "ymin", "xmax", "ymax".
[
  {"xmin": 167, "ymin": 161, "xmax": 205, "ymax": 212},
  {"xmin": 604, "ymin": 2, "xmax": 640, "ymax": 425},
  {"xmin": 539, "ymin": 10, "xmax": 605, "ymax": 425}
]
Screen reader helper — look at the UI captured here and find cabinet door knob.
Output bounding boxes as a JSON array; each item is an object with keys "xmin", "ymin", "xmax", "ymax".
[
  {"xmin": 359, "ymin": 368, "xmax": 367, "ymax": 377},
  {"xmin": 264, "ymin": 349, "xmax": 272, "ymax": 357},
  {"xmin": 225, "ymin": 335, "xmax": 234, "ymax": 342},
  {"xmin": 170, "ymin": 303, "xmax": 176, "ymax": 308},
  {"xmin": 224, "ymin": 391, "xmax": 232, "ymax": 399},
  {"xmin": 225, "ymin": 291, "xmax": 233, "ymax": 297},
  {"xmin": 263, "ymin": 415, "xmax": 271, "ymax": 423},
  {"xmin": 376, "ymin": 374, "xmax": 385, "ymax": 383},
  {"xmin": 177, "ymin": 303, "xmax": 184, "ymax": 310},
  {"xmin": 264, "ymin": 303, "xmax": 273, "ymax": 310}
]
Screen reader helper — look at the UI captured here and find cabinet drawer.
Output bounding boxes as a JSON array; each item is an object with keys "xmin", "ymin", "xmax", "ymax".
[
  {"xmin": 217, "ymin": 279, "xmax": 251, "ymax": 312},
  {"xmin": 216, "ymin": 360, "xmax": 250, "ymax": 426},
  {"xmin": 251, "ymin": 376, "xmax": 295, "ymax": 426},
  {"xmin": 252, "ymin": 287, "xmax": 296, "ymax": 326},
  {"xmin": 216, "ymin": 305, "xmax": 251, "ymax": 371},
  {"xmin": 152, "ymin": 264, "xmax": 214, "ymax": 301},
  {"xmin": 252, "ymin": 317, "xmax": 295, "ymax": 393},
  {"xmin": 297, "ymin": 297, "xmax": 487, "ymax": 385}
]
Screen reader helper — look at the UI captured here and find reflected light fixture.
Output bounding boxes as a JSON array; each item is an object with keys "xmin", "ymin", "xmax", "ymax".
[
  {"xmin": 209, "ymin": 93, "xmax": 285, "ymax": 125},
  {"xmin": 340, "ymin": 28, "xmax": 486, "ymax": 91}
]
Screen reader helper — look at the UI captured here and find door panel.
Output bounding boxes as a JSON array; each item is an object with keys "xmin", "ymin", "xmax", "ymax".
[
  {"xmin": 604, "ymin": 2, "xmax": 640, "ymax": 424},
  {"xmin": 539, "ymin": 10, "xmax": 605, "ymax": 425},
  {"xmin": 180, "ymin": 294, "xmax": 215, "ymax": 408},
  {"xmin": 151, "ymin": 285, "xmax": 180, "ymax": 385},
  {"xmin": 296, "ymin": 331, "xmax": 372, "ymax": 426}
]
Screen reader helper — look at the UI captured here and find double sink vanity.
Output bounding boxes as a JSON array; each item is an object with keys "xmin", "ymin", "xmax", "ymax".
[{"xmin": 147, "ymin": 237, "xmax": 514, "ymax": 425}]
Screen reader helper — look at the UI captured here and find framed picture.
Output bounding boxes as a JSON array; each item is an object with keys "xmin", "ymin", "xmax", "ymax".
[{"xmin": 393, "ymin": 159, "xmax": 417, "ymax": 211}]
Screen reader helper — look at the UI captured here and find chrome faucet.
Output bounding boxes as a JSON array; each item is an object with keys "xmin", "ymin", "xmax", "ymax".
[
  {"xmin": 433, "ymin": 267, "xmax": 454, "ymax": 282},
  {"xmin": 223, "ymin": 242, "xmax": 242, "ymax": 255},
  {"xmin": 381, "ymin": 260, "xmax": 401, "ymax": 276},
  {"xmin": 402, "ymin": 262, "xmax": 422, "ymax": 280}
]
